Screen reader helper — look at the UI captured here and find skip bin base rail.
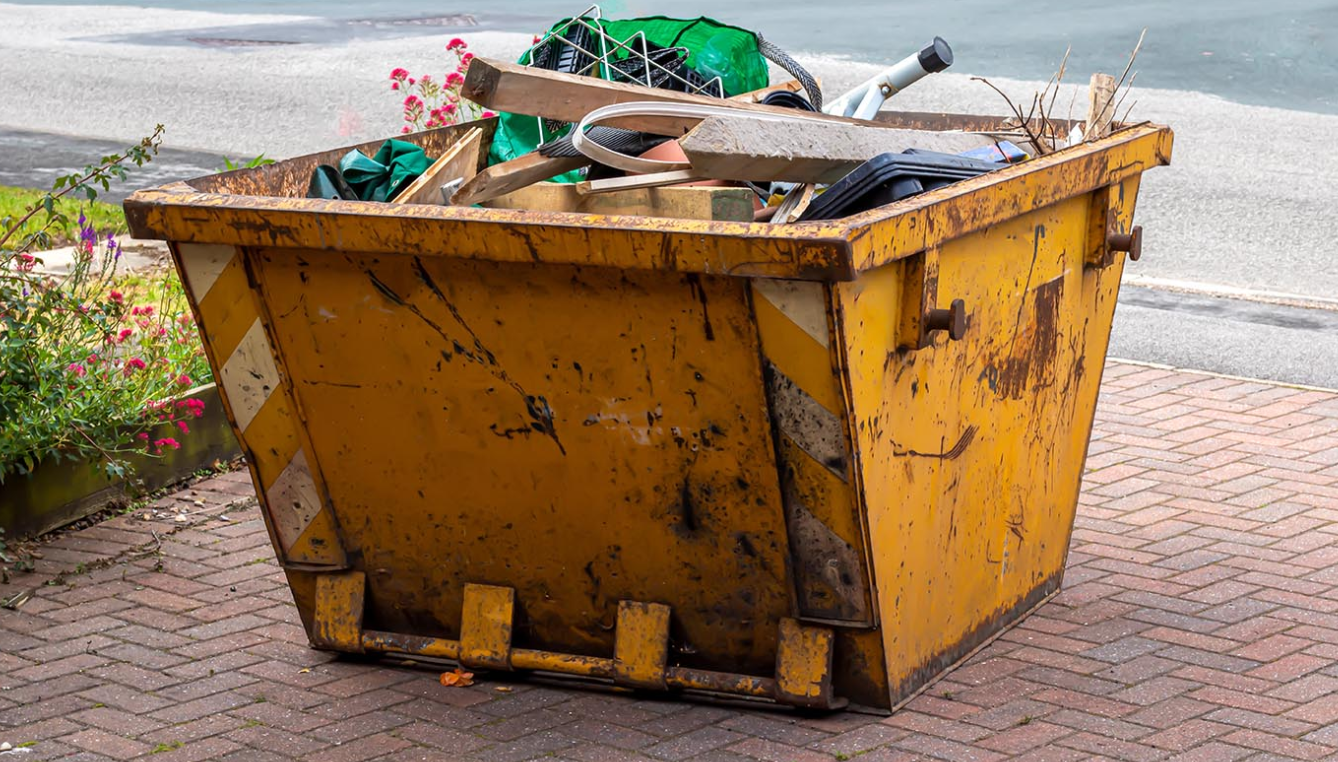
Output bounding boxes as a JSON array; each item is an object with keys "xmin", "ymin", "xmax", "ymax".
[{"xmin": 311, "ymin": 572, "xmax": 847, "ymax": 710}]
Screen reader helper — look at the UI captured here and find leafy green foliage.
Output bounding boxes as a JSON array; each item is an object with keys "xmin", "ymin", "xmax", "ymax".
[
  {"xmin": 0, "ymin": 126, "xmax": 213, "ymax": 485},
  {"xmin": 220, "ymin": 154, "xmax": 276, "ymax": 171}
]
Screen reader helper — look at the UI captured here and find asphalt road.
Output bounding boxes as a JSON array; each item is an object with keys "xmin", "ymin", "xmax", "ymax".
[{"xmin": 1110, "ymin": 286, "xmax": 1338, "ymax": 389}]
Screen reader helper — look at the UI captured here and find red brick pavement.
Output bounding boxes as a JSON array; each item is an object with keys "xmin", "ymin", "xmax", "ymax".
[{"xmin": 4, "ymin": 361, "xmax": 1338, "ymax": 761}]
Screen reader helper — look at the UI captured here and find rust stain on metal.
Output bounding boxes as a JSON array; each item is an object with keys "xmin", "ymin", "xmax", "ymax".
[{"xmin": 996, "ymin": 274, "xmax": 1065, "ymax": 400}]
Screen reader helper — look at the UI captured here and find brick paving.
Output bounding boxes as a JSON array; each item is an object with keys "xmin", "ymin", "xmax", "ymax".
[{"xmin": 4, "ymin": 361, "xmax": 1338, "ymax": 761}]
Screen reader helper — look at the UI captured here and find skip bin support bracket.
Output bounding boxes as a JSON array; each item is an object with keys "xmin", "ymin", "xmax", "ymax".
[
  {"xmin": 897, "ymin": 246, "xmax": 967, "ymax": 350},
  {"xmin": 308, "ymin": 576, "xmax": 844, "ymax": 708}
]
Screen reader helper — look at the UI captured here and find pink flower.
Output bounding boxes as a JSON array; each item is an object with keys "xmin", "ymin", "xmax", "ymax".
[
  {"xmin": 124, "ymin": 358, "xmax": 146, "ymax": 375},
  {"xmin": 390, "ymin": 67, "xmax": 409, "ymax": 81},
  {"xmin": 408, "ymin": 77, "xmax": 416, "ymax": 85},
  {"xmin": 447, "ymin": 37, "xmax": 466, "ymax": 50},
  {"xmin": 87, "ymin": 353, "xmax": 99, "ymax": 364},
  {"xmin": 446, "ymin": 72, "xmax": 465, "ymax": 86},
  {"xmin": 117, "ymin": 328, "xmax": 133, "ymax": 343},
  {"xmin": 153, "ymin": 437, "xmax": 180, "ymax": 451},
  {"xmin": 391, "ymin": 81, "xmax": 400, "ymax": 90},
  {"xmin": 443, "ymin": 103, "xmax": 457, "ymax": 114},
  {"xmin": 108, "ymin": 290, "xmax": 123, "ymax": 304},
  {"xmin": 176, "ymin": 374, "xmax": 191, "ymax": 386},
  {"xmin": 137, "ymin": 432, "xmax": 150, "ymax": 441},
  {"xmin": 403, "ymin": 95, "xmax": 422, "ymax": 108},
  {"xmin": 419, "ymin": 74, "xmax": 433, "ymax": 84},
  {"xmin": 482, "ymin": 110, "xmax": 497, "ymax": 119},
  {"xmin": 67, "ymin": 363, "xmax": 86, "ymax": 377},
  {"xmin": 461, "ymin": 52, "xmax": 475, "ymax": 64},
  {"xmin": 177, "ymin": 420, "xmax": 190, "ymax": 434},
  {"xmin": 401, "ymin": 126, "xmax": 411, "ymax": 134}
]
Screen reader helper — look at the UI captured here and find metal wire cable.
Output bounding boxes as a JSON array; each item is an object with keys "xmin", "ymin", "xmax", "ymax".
[{"xmin": 757, "ymin": 35, "xmax": 822, "ymax": 111}]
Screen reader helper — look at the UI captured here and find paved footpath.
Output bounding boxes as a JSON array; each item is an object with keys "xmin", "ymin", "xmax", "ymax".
[{"xmin": 4, "ymin": 361, "xmax": 1338, "ymax": 762}]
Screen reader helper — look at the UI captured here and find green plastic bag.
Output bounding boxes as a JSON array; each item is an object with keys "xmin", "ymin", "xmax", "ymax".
[
  {"xmin": 339, "ymin": 139, "xmax": 432, "ymax": 202},
  {"xmin": 486, "ymin": 15, "xmax": 769, "ymax": 180}
]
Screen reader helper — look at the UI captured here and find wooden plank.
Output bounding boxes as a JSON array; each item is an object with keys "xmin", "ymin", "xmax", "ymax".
[
  {"xmin": 451, "ymin": 152, "xmax": 586, "ymax": 207},
  {"xmin": 393, "ymin": 127, "xmax": 483, "ymax": 204},
  {"xmin": 577, "ymin": 170, "xmax": 703, "ymax": 195},
  {"xmin": 486, "ymin": 183, "xmax": 754, "ymax": 221},
  {"xmin": 1086, "ymin": 73, "xmax": 1117, "ymax": 140},
  {"xmin": 463, "ymin": 58, "xmax": 896, "ymax": 136},
  {"xmin": 678, "ymin": 116, "xmax": 999, "ymax": 184}
]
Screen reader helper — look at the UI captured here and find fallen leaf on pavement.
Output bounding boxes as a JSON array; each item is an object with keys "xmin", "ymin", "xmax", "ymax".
[
  {"xmin": 440, "ymin": 668, "xmax": 475, "ymax": 687},
  {"xmin": 298, "ymin": 668, "xmax": 311, "ymax": 674},
  {"xmin": 494, "ymin": 686, "xmax": 513, "ymax": 693}
]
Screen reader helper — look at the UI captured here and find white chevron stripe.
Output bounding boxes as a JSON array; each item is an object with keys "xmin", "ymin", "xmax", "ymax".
[
  {"xmin": 176, "ymin": 243, "xmax": 237, "ymax": 300},
  {"xmin": 220, "ymin": 319, "xmax": 280, "ymax": 431},
  {"xmin": 266, "ymin": 449, "xmax": 323, "ymax": 550},
  {"xmin": 751, "ymin": 279, "xmax": 829, "ymax": 348}
]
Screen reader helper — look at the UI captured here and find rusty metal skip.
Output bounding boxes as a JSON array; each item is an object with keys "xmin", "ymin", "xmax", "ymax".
[{"xmin": 123, "ymin": 112, "xmax": 1173, "ymax": 712}]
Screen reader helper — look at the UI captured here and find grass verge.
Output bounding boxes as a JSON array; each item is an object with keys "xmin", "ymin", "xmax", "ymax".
[{"xmin": 0, "ymin": 185, "xmax": 127, "ymax": 247}]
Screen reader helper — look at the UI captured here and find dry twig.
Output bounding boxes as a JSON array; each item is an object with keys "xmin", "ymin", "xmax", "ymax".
[{"xmin": 971, "ymin": 76, "xmax": 1049, "ymax": 155}]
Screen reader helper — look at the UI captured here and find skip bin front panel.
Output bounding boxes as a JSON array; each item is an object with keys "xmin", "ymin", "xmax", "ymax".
[
  {"xmin": 248, "ymin": 247, "xmax": 794, "ymax": 675},
  {"xmin": 835, "ymin": 187, "xmax": 1133, "ymax": 704}
]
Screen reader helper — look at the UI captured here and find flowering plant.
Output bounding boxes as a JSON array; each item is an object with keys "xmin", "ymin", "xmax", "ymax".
[
  {"xmin": 389, "ymin": 37, "xmax": 496, "ymax": 133},
  {"xmin": 0, "ymin": 128, "xmax": 214, "ymax": 484}
]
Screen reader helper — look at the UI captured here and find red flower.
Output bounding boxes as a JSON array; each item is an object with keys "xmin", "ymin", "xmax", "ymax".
[
  {"xmin": 461, "ymin": 52, "xmax": 475, "ymax": 64},
  {"xmin": 124, "ymin": 358, "xmax": 146, "ymax": 375},
  {"xmin": 108, "ymin": 290, "xmax": 123, "ymax": 304},
  {"xmin": 419, "ymin": 74, "xmax": 433, "ymax": 84},
  {"xmin": 403, "ymin": 95, "xmax": 422, "ymax": 108},
  {"xmin": 87, "ymin": 353, "xmax": 99, "ymax": 364},
  {"xmin": 447, "ymin": 37, "xmax": 466, "ymax": 50},
  {"xmin": 153, "ymin": 437, "xmax": 180, "ymax": 451},
  {"xmin": 482, "ymin": 111, "xmax": 497, "ymax": 119},
  {"xmin": 446, "ymin": 72, "xmax": 465, "ymax": 86},
  {"xmin": 391, "ymin": 81, "xmax": 400, "ymax": 90},
  {"xmin": 390, "ymin": 67, "xmax": 409, "ymax": 81},
  {"xmin": 137, "ymin": 432, "xmax": 150, "ymax": 441},
  {"xmin": 66, "ymin": 363, "xmax": 86, "ymax": 377},
  {"xmin": 176, "ymin": 374, "xmax": 192, "ymax": 386},
  {"xmin": 401, "ymin": 126, "xmax": 411, "ymax": 134},
  {"xmin": 177, "ymin": 420, "xmax": 190, "ymax": 434},
  {"xmin": 117, "ymin": 328, "xmax": 134, "ymax": 342}
]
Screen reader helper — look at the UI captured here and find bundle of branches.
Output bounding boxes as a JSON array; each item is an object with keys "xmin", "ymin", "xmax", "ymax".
[{"xmin": 973, "ymin": 29, "xmax": 1145, "ymax": 155}]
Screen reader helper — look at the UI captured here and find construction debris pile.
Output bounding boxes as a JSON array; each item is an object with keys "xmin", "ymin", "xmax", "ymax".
[{"xmin": 308, "ymin": 6, "xmax": 1126, "ymax": 223}]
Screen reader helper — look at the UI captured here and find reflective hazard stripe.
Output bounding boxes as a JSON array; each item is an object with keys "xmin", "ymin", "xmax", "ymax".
[
  {"xmin": 176, "ymin": 243, "xmax": 343, "ymax": 567},
  {"xmin": 750, "ymin": 278, "xmax": 872, "ymax": 625}
]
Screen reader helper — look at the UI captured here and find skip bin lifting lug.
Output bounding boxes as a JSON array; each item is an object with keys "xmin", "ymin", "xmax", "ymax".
[
  {"xmin": 1086, "ymin": 184, "xmax": 1142, "ymax": 269},
  {"xmin": 310, "ymin": 576, "xmax": 844, "ymax": 709},
  {"xmin": 1108, "ymin": 226, "xmax": 1143, "ymax": 262},
  {"xmin": 925, "ymin": 299, "xmax": 967, "ymax": 341}
]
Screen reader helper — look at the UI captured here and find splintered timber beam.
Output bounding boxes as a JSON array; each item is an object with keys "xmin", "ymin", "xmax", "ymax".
[
  {"xmin": 678, "ymin": 116, "xmax": 1000, "ymax": 184},
  {"xmin": 462, "ymin": 58, "xmax": 893, "ymax": 136}
]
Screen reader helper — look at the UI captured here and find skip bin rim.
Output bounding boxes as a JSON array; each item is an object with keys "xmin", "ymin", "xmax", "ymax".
[{"xmin": 124, "ymin": 117, "xmax": 1171, "ymax": 283}]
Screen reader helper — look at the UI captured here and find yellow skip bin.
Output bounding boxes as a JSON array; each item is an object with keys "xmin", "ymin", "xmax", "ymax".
[{"xmin": 125, "ymin": 114, "xmax": 1172, "ymax": 711}]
